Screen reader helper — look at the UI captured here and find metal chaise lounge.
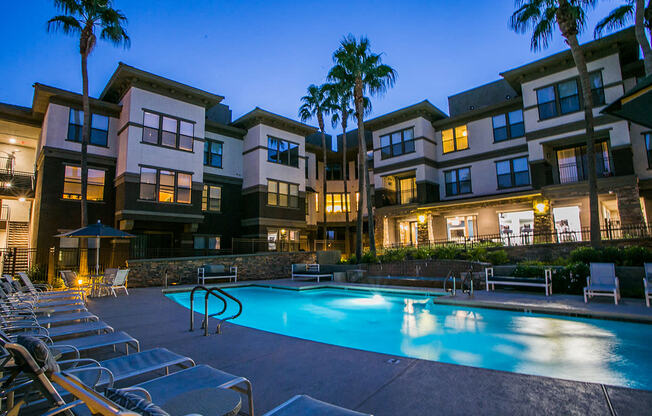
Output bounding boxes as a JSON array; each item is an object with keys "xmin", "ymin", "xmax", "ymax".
[
  {"xmin": 2, "ymin": 320, "xmax": 113, "ymax": 340},
  {"xmin": 485, "ymin": 267, "xmax": 553, "ymax": 296},
  {"xmin": 17, "ymin": 272, "xmax": 84, "ymax": 300},
  {"xmin": 584, "ymin": 262, "xmax": 620, "ymax": 305},
  {"xmin": 644, "ymin": 263, "xmax": 652, "ymax": 307},
  {"xmin": 0, "ymin": 279, "xmax": 86, "ymax": 309},
  {"xmin": 264, "ymin": 394, "xmax": 372, "ymax": 416},
  {"xmin": 291, "ymin": 264, "xmax": 333, "ymax": 282},
  {"xmin": 50, "ymin": 331, "xmax": 140, "ymax": 355}
]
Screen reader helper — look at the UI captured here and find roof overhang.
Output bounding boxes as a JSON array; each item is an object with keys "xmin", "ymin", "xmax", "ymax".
[
  {"xmin": 0, "ymin": 102, "xmax": 42, "ymax": 128},
  {"xmin": 205, "ymin": 119, "xmax": 246, "ymax": 139},
  {"xmin": 602, "ymin": 74, "xmax": 652, "ymax": 129},
  {"xmin": 364, "ymin": 100, "xmax": 448, "ymax": 131},
  {"xmin": 100, "ymin": 63, "xmax": 224, "ymax": 108},
  {"xmin": 231, "ymin": 107, "xmax": 318, "ymax": 137},
  {"xmin": 32, "ymin": 83, "xmax": 122, "ymax": 117}
]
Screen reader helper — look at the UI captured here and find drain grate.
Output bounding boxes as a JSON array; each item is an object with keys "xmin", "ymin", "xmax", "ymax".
[{"xmin": 386, "ymin": 358, "xmax": 401, "ymax": 364}]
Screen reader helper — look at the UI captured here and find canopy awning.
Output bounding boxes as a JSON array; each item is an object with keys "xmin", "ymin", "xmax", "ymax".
[
  {"xmin": 602, "ymin": 74, "xmax": 652, "ymax": 129},
  {"xmin": 56, "ymin": 220, "xmax": 134, "ymax": 239}
]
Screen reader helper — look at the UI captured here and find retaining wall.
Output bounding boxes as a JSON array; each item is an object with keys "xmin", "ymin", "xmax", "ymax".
[
  {"xmin": 498, "ymin": 238, "xmax": 652, "ymax": 262},
  {"xmin": 362, "ymin": 259, "xmax": 489, "ymax": 277},
  {"xmin": 126, "ymin": 251, "xmax": 316, "ymax": 287}
]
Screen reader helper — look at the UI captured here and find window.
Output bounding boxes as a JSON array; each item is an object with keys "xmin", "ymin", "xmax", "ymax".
[
  {"xmin": 326, "ymin": 163, "xmax": 342, "ymax": 180},
  {"xmin": 204, "ymin": 140, "xmax": 223, "ymax": 168},
  {"xmin": 268, "ymin": 137, "xmax": 299, "ymax": 167},
  {"xmin": 67, "ymin": 109, "xmax": 109, "ymax": 147},
  {"xmin": 398, "ymin": 176, "xmax": 417, "ymax": 204},
  {"xmin": 444, "ymin": 167, "xmax": 471, "ymax": 196},
  {"xmin": 194, "ymin": 235, "xmax": 220, "ymax": 250},
  {"xmin": 202, "ymin": 184, "xmax": 222, "ymax": 212},
  {"xmin": 141, "ymin": 111, "xmax": 194, "ymax": 151},
  {"xmin": 536, "ymin": 72, "xmax": 605, "ymax": 120},
  {"xmin": 442, "ymin": 125, "xmax": 468, "ymax": 153},
  {"xmin": 62, "ymin": 165, "xmax": 105, "ymax": 201},
  {"xmin": 325, "ymin": 193, "xmax": 353, "ymax": 213},
  {"xmin": 380, "ymin": 128, "xmax": 415, "ymax": 159},
  {"xmin": 496, "ymin": 157, "xmax": 530, "ymax": 189},
  {"xmin": 645, "ymin": 133, "xmax": 652, "ymax": 168},
  {"xmin": 492, "ymin": 110, "xmax": 524, "ymax": 142},
  {"xmin": 447, "ymin": 215, "xmax": 476, "ymax": 241},
  {"xmin": 139, "ymin": 167, "xmax": 192, "ymax": 204},
  {"xmin": 267, "ymin": 180, "xmax": 298, "ymax": 208}
]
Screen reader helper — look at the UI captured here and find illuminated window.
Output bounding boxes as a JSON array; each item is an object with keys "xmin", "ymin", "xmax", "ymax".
[
  {"xmin": 441, "ymin": 125, "xmax": 468, "ymax": 153},
  {"xmin": 267, "ymin": 180, "xmax": 298, "ymax": 208},
  {"xmin": 398, "ymin": 177, "xmax": 417, "ymax": 204},
  {"xmin": 447, "ymin": 215, "xmax": 477, "ymax": 241},
  {"xmin": 63, "ymin": 165, "xmax": 105, "ymax": 201},
  {"xmin": 139, "ymin": 167, "xmax": 192, "ymax": 204},
  {"xmin": 325, "ymin": 193, "xmax": 353, "ymax": 213},
  {"xmin": 202, "ymin": 185, "xmax": 222, "ymax": 212}
]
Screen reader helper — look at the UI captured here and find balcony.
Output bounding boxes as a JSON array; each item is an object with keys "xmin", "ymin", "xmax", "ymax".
[{"xmin": 558, "ymin": 155, "xmax": 611, "ymax": 184}]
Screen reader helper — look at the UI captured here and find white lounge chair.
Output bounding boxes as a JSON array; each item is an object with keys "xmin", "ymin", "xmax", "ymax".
[
  {"xmin": 584, "ymin": 262, "xmax": 620, "ymax": 305},
  {"xmin": 644, "ymin": 263, "xmax": 652, "ymax": 307},
  {"xmin": 100, "ymin": 269, "xmax": 129, "ymax": 297}
]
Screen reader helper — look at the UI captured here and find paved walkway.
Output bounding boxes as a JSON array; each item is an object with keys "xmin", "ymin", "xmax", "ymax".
[{"xmin": 85, "ymin": 284, "xmax": 652, "ymax": 415}]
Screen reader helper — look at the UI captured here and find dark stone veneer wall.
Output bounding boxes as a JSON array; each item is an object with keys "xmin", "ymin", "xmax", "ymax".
[{"xmin": 126, "ymin": 251, "xmax": 316, "ymax": 287}]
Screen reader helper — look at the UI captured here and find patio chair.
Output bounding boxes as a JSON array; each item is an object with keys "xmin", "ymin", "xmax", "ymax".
[
  {"xmin": 644, "ymin": 263, "xmax": 652, "ymax": 307},
  {"xmin": 264, "ymin": 395, "xmax": 372, "ymax": 416},
  {"xmin": 100, "ymin": 269, "xmax": 129, "ymax": 297},
  {"xmin": 584, "ymin": 262, "xmax": 620, "ymax": 305}
]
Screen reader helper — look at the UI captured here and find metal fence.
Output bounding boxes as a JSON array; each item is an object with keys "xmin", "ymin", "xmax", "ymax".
[{"xmin": 384, "ymin": 223, "xmax": 651, "ymax": 250}]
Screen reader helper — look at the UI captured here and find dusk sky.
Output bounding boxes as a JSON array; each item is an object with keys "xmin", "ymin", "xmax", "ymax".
[{"xmin": 1, "ymin": 1, "xmax": 627, "ymax": 138}]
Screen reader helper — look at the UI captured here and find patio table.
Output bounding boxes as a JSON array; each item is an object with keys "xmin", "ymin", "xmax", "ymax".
[{"xmin": 160, "ymin": 387, "xmax": 241, "ymax": 416}]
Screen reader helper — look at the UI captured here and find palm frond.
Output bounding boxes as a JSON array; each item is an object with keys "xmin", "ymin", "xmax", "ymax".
[
  {"xmin": 53, "ymin": 0, "xmax": 84, "ymax": 15},
  {"xmin": 47, "ymin": 15, "xmax": 82, "ymax": 35},
  {"xmin": 594, "ymin": 4, "xmax": 634, "ymax": 38},
  {"xmin": 100, "ymin": 23, "xmax": 130, "ymax": 48}
]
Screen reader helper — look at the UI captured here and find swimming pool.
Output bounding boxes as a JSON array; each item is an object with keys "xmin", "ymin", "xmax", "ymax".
[{"xmin": 167, "ymin": 286, "xmax": 652, "ymax": 390}]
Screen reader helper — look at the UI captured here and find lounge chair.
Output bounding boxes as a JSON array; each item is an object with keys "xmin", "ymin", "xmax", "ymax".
[
  {"xmin": 644, "ymin": 263, "xmax": 652, "ymax": 307},
  {"xmin": 2, "ymin": 320, "xmax": 113, "ymax": 340},
  {"xmin": 51, "ymin": 331, "xmax": 140, "ymax": 355},
  {"xmin": 264, "ymin": 395, "xmax": 372, "ymax": 416},
  {"xmin": 584, "ymin": 262, "xmax": 620, "ymax": 305},
  {"xmin": 99, "ymin": 269, "xmax": 129, "ymax": 297},
  {"xmin": 17, "ymin": 271, "xmax": 84, "ymax": 300}
]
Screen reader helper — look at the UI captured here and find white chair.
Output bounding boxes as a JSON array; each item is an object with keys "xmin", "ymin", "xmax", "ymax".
[
  {"xmin": 644, "ymin": 263, "xmax": 652, "ymax": 307},
  {"xmin": 584, "ymin": 263, "xmax": 620, "ymax": 305},
  {"xmin": 100, "ymin": 269, "xmax": 129, "ymax": 297}
]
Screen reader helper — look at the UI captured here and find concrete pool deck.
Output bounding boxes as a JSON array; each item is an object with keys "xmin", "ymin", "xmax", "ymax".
[{"xmin": 84, "ymin": 283, "xmax": 652, "ymax": 415}]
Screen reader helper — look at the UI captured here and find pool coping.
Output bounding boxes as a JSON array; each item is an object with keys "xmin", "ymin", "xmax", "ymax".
[{"xmin": 161, "ymin": 281, "xmax": 652, "ymax": 324}]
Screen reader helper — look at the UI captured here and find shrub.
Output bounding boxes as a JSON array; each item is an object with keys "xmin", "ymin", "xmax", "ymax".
[
  {"xmin": 406, "ymin": 247, "xmax": 431, "ymax": 260},
  {"xmin": 378, "ymin": 248, "xmax": 406, "ymax": 263},
  {"xmin": 360, "ymin": 251, "xmax": 379, "ymax": 264},
  {"xmin": 622, "ymin": 246, "xmax": 652, "ymax": 266},
  {"xmin": 486, "ymin": 250, "xmax": 509, "ymax": 265},
  {"xmin": 27, "ymin": 264, "xmax": 47, "ymax": 284},
  {"xmin": 569, "ymin": 247, "xmax": 603, "ymax": 264},
  {"xmin": 432, "ymin": 245, "xmax": 464, "ymax": 260}
]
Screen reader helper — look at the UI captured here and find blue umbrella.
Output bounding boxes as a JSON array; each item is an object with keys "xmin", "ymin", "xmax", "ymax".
[{"xmin": 56, "ymin": 220, "xmax": 134, "ymax": 275}]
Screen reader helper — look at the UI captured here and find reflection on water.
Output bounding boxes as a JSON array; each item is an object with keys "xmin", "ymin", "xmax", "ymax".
[{"xmin": 168, "ymin": 288, "xmax": 652, "ymax": 390}]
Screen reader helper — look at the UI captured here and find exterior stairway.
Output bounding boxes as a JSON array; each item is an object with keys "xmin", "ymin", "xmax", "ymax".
[{"xmin": 3, "ymin": 221, "xmax": 30, "ymax": 275}]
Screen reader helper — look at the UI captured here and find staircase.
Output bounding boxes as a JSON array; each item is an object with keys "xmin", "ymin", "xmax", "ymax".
[{"xmin": 3, "ymin": 221, "xmax": 30, "ymax": 275}]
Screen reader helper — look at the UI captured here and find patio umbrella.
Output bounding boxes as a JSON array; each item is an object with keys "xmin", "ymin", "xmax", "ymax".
[{"xmin": 56, "ymin": 220, "xmax": 134, "ymax": 275}]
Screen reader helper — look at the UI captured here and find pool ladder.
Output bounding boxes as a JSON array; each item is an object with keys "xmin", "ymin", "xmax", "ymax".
[{"xmin": 188, "ymin": 285, "xmax": 243, "ymax": 336}]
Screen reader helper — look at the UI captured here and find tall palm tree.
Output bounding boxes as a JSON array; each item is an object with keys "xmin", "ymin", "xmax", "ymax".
[
  {"xmin": 325, "ymin": 83, "xmax": 371, "ymax": 256},
  {"xmin": 48, "ymin": 0, "xmax": 129, "ymax": 275},
  {"xmin": 594, "ymin": 0, "xmax": 652, "ymax": 75},
  {"xmin": 299, "ymin": 84, "xmax": 332, "ymax": 247},
  {"xmin": 511, "ymin": 0, "xmax": 601, "ymax": 248},
  {"xmin": 328, "ymin": 35, "xmax": 397, "ymax": 259},
  {"xmin": 47, "ymin": 0, "xmax": 130, "ymax": 229}
]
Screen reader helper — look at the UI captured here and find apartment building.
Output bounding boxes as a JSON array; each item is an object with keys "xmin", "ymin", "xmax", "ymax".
[
  {"xmin": 372, "ymin": 28, "xmax": 650, "ymax": 248},
  {"xmin": 0, "ymin": 27, "xmax": 648, "ymax": 265}
]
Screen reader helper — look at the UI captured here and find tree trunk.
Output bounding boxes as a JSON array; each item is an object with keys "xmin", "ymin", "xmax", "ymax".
[
  {"xmin": 354, "ymin": 98, "xmax": 365, "ymax": 262},
  {"xmin": 635, "ymin": 0, "xmax": 652, "ymax": 75},
  {"xmin": 79, "ymin": 51, "xmax": 91, "ymax": 277},
  {"xmin": 342, "ymin": 114, "xmax": 350, "ymax": 256},
  {"xmin": 318, "ymin": 113, "xmax": 328, "ymax": 250},
  {"xmin": 565, "ymin": 33, "xmax": 601, "ymax": 247},
  {"xmin": 354, "ymin": 77, "xmax": 375, "ymax": 256}
]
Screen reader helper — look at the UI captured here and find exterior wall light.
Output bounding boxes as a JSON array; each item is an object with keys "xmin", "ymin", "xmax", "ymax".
[
  {"xmin": 77, "ymin": 279, "xmax": 83, "ymax": 286},
  {"xmin": 418, "ymin": 214, "xmax": 426, "ymax": 224},
  {"xmin": 18, "ymin": 197, "xmax": 25, "ymax": 202},
  {"xmin": 533, "ymin": 199, "xmax": 550, "ymax": 214}
]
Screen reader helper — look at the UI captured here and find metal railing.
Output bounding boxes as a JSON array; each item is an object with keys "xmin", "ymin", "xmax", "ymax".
[
  {"xmin": 384, "ymin": 223, "xmax": 650, "ymax": 250},
  {"xmin": 231, "ymin": 238, "xmax": 310, "ymax": 254},
  {"xmin": 558, "ymin": 156, "xmax": 611, "ymax": 184},
  {"xmin": 188, "ymin": 285, "xmax": 242, "ymax": 336}
]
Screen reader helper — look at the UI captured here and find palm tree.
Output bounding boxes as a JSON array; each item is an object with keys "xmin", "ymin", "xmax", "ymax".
[
  {"xmin": 511, "ymin": 0, "xmax": 601, "ymax": 247},
  {"xmin": 594, "ymin": 0, "xmax": 652, "ymax": 75},
  {"xmin": 328, "ymin": 35, "xmax": 397, "ymax": 260},
  {"xmin": 299, "ymin": 84, "xmax": 332, "ymax": 247},
  {"xmin": 48, "ymin": 0, "xmax": 129, "ymax": 275},
  {"xmin": 325, "ymin": 83, "xmax": 371, "ymax": 256},
  {"xmin": 47, "ymin": 0, "xmax": 130, "ymax": 229}
]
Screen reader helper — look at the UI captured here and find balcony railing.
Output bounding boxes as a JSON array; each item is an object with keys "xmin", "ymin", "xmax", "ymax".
[
  {"xmin": 558, "ymin": 156, "xmax": 611, "ymax": 184},
  {"xmin": 0, "ymin": 158, "xmax": 35, "ymax": 192}
]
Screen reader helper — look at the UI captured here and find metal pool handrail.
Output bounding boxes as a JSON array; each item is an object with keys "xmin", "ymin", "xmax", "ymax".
[
  {"xmin": 189, "ymin": 285, "xmax": 226, "ymax": 332},
  {"xmin": 206, "ymin": 287, "xmax": 243, "ymax": 335}
]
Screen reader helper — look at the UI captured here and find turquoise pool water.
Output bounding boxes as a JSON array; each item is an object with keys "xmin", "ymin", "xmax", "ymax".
[{"xmin": 167, "ymin": 286, "xmax": 652, "ymax": 390}]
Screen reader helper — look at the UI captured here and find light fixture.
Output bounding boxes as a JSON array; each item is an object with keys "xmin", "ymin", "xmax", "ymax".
[
  {"xmin": 418, "ymin": 214, "xmax": 426, "ymax": 224},
  {"xmin": 18, "ymin": 197, "xmax": 25, "ymax": 202},
  {"xmin": 8, "ymin": 138, "xmax": 16, "ymax": 144},
  {"xmin": 535, "ymin": 203, "xmax": 546, "ymax": 213},
  {"xmin": 5, "ymin": 182, "xmax": 12, "ymax": 188},
  {"xmin": 77, "ymin": 279, "xmax": 83, "ymax": 286}
]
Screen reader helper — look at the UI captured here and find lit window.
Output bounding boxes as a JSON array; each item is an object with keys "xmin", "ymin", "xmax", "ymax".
[
  {"xmin": 398, "ymin": 176, "xmax": 417, "ymax": 204},
  {"xmin": 267, "ymin": 180, "xmax": 298, "ymax": 208},
  {"xmin": 442, "ymin": 125, "xmax": 468, "ymax": 154},
  {"xmin": 202, "ymin": 184, "xmax": 222, "ymax": 212},
  {"xmin": 139, "ymin": 167, "xmax": 191, "ymax": 204},
  {"xmin": 63, "ymin": 165, "xmax": 105, "ymax": 201},
  {"xmin": 325, "ymin": 193, "xmax": 353, "ymax": 213}
]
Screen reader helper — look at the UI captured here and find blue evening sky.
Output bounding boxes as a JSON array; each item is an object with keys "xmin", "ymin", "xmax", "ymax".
[{"xmin": 0, "ymin": 0, "xmax": 627, "ymax": 138}]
